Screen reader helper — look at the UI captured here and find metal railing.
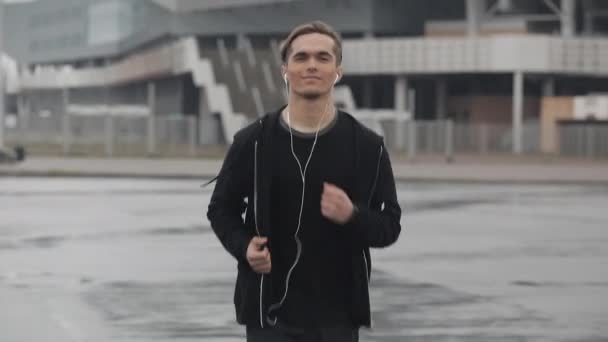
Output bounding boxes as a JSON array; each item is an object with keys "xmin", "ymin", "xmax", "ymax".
[
  {"xmin": 5, "ymin": 113, "xmax": 198, "ymax": 157},
  {"xmin": 4, "ymin": 114, "xmax": 607, "ymax": 159},
  {"xmin": 366, "ymin": 118, "xmax": 541, "ymax": 158},
  {"xmin": 559, "ymin": 123, "xmax": 608, "ymax": 159}
]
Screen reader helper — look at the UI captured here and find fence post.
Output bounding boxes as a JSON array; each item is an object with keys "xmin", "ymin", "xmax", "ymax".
[
  {"xmin": 444, "ymin": 119, "xmax": 454, "ymax": 162},
  {"xmin": 577, "ymin": 125, "xmax": 584, "ymax": 157},
  {"xmin": 407, "ymin": 120, "xmax": 417, "ymax": 160},
  {"xmin": 147, "ymin": 115, "xmax": 156, "ymax": 155},
  {"xmin": 603, "ymin": 126, "xmax": 608, "ymax": 158},
  {"xmin": 18, "ymin": 95, "xmax": 30, "ymax": 144},
  {"xmin": 426, "ymin": 122, "xmax": 433, "ymax": 153},
  {"xmin": 437, "ymin": 121, "xmax": 443, "ymax": 153},
  {"xmin": 147, "ymin": 82, "xmax": 156, "ymax": 156},
  {"xmin": 62, "ymin": 89, "xmax": 71, "ymax": 155},
  {"xmin": 62, "ymin": 113, "xmax": 71, "ymax": 155},
  {"xmin": 105, "ymin": 112, "xmax": 114, "ymax": 157},
  {"xmin": 188, "ymin": 116, "xmax": 196, "ymax": 156},
  {"xmin": 394, "ymin": 118, "xmax": 405, "ymax": 151},
  {"xmin": 586, "ymin": 125, "xmax": 595, "ymax": 159},
  {"xmin": 480, "ymin": 123, "xmax": 488, "ymax": 155}
]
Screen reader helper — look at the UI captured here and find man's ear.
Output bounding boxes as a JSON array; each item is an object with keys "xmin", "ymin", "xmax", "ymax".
[{"xmin": 336, "ymin": 66, "xmax": 343, "ymax": 81}]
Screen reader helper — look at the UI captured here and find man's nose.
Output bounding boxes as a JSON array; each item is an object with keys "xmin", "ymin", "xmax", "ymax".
[{"xmin": 305, "ymin": 58, "xmax": 317, "ymax": 71}]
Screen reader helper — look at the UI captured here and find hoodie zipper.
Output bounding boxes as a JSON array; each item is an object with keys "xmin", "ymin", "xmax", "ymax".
[
  {"xmin": 253, "ymin": 140, "xmax": 264, "ymax": 328},
  {"xmin": 363, "ymin": 144, "xmax": 383, "ymax": 328},
  {"xmin": 368, "ymin": 144, "xmax": 383, "ymax": 208}
]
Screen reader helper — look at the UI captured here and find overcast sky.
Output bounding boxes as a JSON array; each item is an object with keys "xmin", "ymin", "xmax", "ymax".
[{"xmin": 3, "ymin": 0, "xmax": 38, "ymax": 3}]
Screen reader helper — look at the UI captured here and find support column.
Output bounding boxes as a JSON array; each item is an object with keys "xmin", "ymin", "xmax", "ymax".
[
  {"xmin": 105, "ymin": 112, "xmax": 114, "ymax": 157},
  {"xmin": 62, "ymin": 88, "xmax": 71, "ymax": 155},
  {"xmin": 512, "ymin": 71, "xmax": 524, "ymax": 154},
  {"xmin": 17, "ymin": 94, "xmax": 29, "ymax": 144},
  {"xmin": 583, "ymin": 12, "xmax": 593, "ymax": 36},
  {"xmin": 407, "ymin": 121, "xmax": 417, "ymax": 160},
  {"xmin": 542, "ymin": 77, "xmax": 555, "ymax": 97},
  {"xmin": 394, "ymin": 76, "xmax": 409, "ymax": 150},
  {"xmin": 147, "ymin": 82, "xmax": 156, "ymax": 155},
  {"xmin": 561, "ymin": 0, "xmax": 575, "ymax": 38},
  {"xmin": 0, "ymin": 1, "xmax": 5, "ymax": 148},
  {"xmin": 0, "ymin": 79, "xmax": 4, "ymax": 148},
  {"xmin": 362, "ymin": 80, "xmax": 373, "ymax": 108},
  {"xmin": 104, "ymin": 88, "xmax": 114, "ymax": 157},
  {"xmin": 445, "ymin": 119, "xmax": 454, "ymax": 162},
  {"xmin": 582, "ymin": 0, "xmax": 593, "ymax": 36},
  {"xmin": 236, "ymin": 33, "xmax": 247, "ymax": 50},
  {"xmin": 435, "ymin": 78, "xmax": 447, "ymax": 119},
  {"xmin": 466, "ymin": 0, "xmax": 484, "ymax": 37},
  {"xmin": 394, "ymin": 76, "xmax": 408, "ymax": 112}
]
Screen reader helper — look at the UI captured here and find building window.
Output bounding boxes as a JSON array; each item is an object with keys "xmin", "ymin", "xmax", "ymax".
[{"xmin": 88, "ymin": 1, "xmax": 134, "ymax": 45}]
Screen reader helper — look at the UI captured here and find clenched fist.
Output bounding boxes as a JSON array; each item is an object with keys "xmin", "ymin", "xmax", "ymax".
[
  {"xmin": 246, "ymin": 236, "xmax": 271, "ymax": 274},
  {"xmin": 321, "ymin": 182, "xmax": 356, "ymax": 225}
]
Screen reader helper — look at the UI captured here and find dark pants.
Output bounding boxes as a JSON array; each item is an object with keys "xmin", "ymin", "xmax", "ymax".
[{"xmin": 246, "ymin": 324, "xmax": 359, "ymax": 342}]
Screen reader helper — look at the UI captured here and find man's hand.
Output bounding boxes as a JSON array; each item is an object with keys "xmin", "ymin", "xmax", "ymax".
[
  {"xmin": 246, "ymin": 237, "xmax": 271, "ymax": 274},
  {"xmin": 321, "ymin": 182, "xmax": 355, "ymax": 225}
]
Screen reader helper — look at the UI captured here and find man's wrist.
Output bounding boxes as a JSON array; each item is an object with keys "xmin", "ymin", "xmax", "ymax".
[{"xmin": 346, "ymin": 204, "xmax": 359, "ymax": 224}]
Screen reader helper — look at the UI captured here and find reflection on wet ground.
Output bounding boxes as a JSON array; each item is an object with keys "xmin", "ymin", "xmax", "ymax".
[{"xmin": 1, "ymin": 177, "xmax": 607, "ymax": 341}]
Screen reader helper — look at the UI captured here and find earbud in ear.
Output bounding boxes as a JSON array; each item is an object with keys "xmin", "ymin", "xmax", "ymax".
[
  {"xmin": 283, "ymin": 74, "xmax": 288, "ymax": 84},
  {"xmin": 334, "ymin": 74, "xmax": 340, "ymax": 84}
]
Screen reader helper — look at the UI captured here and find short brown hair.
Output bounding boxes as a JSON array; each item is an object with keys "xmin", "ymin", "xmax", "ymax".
[{"xmin": 280, "ymin": 21, "xmax": 342, "ymax": 65}]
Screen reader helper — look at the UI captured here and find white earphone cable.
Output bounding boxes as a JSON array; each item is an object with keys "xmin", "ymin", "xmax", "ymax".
[
  {"xmin": 267, "ymin": 73, "xmax": 335, "ymax": 325},
  {"xmin": 267, "ymin": 101, "xmax": 330, "ymax": 324}
]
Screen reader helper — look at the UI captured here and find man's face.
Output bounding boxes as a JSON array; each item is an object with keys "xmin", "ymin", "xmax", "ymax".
[{"xmin": 282, "ymin": 33, "xmax": 341, "ymax": 99}]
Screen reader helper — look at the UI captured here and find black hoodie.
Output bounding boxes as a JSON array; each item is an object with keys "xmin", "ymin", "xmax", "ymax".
[{"xmin": 207, "ymin": 108, "xmax": 402, "ymax": 329}]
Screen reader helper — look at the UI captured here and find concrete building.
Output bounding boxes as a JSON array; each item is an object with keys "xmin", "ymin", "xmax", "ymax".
[{"xmin": 2, "ymin": 0, "xmax": 608, "ymax": 151}]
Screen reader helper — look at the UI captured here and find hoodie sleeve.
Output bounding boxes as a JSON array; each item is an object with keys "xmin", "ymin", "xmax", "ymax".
[
  {"xmin": 206, "ymin": 132, "xmax": 255, "ymax": 263},
  {"xmin": 346, "ymin": 144, "xmax": 402, "ymax": 248}
]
